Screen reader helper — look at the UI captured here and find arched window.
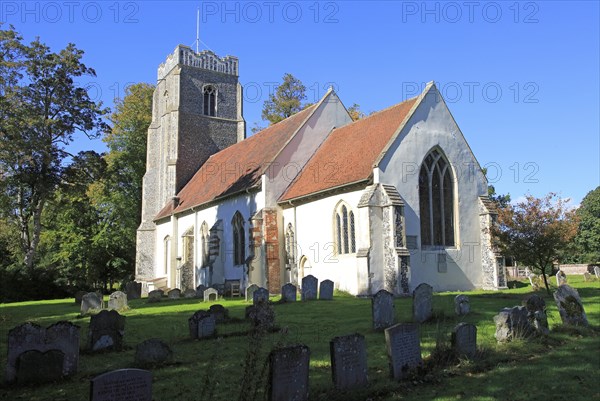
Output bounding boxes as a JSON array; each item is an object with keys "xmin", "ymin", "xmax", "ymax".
[
  {"xmin": 182, "ymin": 227, "xmax": 194, "ymax": 264},
  {"xmin": 200, "ymin": 221, "xmax": 209, "ymax": 267},
  {"xmin": 232, "ymin": 212, "xmax": 245, "ymax": 265},
  {"xmin": 285, "ymin": 223, "xmax": 296, "ymax": 267},
  {"xmin": 334, "ymin": 202, "xmax": 356, "ymax": 254},
  {"xmin": 203, "ymin": 85, "xmax": 216, "ymax": 117},
  {"xmin": 163, "ymin": 236, "xmax": 171, "ymax": 275},
  {"xmin": 419, "ymin": 148, "xmax": 455, "ymax": 247}
]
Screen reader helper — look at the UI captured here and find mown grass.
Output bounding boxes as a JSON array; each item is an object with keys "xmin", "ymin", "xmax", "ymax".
[{"xmin": 0, "ymin": 277, "xmax": 598, "ymax": 401}]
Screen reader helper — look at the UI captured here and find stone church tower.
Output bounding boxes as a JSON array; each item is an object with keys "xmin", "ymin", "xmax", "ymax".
[{"xmin": 136, "ymin": 45, "xmax": 246, "ymax": 282}]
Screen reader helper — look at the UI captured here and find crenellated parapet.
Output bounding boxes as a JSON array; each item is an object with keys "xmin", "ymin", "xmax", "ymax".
[{"xmin": 158, "ymin": 45, "xmax": 239, "ymax": 80}]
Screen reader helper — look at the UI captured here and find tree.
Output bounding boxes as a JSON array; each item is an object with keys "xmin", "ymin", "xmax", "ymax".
[
  {"xmin": 495, "ymin": 193, "xmax": 578, "ymax": 294},
  {"xmin": 261, "ymin": 73, "xmax": 307, "ymax": 125},
  {"xmin": 0, "ymin": 25, "xmax": 108, "ymax": 272},
  {"xmin": 347, "ymin": 103, "xmax": 366, "ymax": 121},
  {"xmin": 573, "ymin": 186, "xmax": 600, "ymax": 263}
]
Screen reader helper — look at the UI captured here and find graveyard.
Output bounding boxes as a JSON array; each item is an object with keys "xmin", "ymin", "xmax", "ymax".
[{"xmin": 0, "ymin": 276, "xmax": 598, "ymax": 401}]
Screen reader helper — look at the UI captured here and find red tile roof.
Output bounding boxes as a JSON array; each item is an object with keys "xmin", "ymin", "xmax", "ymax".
[
  {"xmin": 155, "ymin": 104, "xmax": 317, "ymax": 220},
  {"xmin": 279, "ymin": 96, "xmax": 419, "ymax": 202}
]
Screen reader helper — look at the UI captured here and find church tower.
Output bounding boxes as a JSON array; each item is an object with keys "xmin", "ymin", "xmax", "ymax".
[{"xmin": 136, "ymin": 45, "xmax": 246, "ymax": 283}]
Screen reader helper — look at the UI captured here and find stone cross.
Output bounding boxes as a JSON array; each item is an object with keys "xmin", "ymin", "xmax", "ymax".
[
  {"xmin": 384, "ymin": 323, "xmax": 422, "ymax": 380},
  {"xmin": 319, "ymin": 280, "xmax": 334, "ymax": 300},
  {"xmin": 301, "ymin": 275, "xmax": 318, "ymax": 301},
  {"xmin": 90, "ymin": 369, "xmax": 152, "ymax": 401},
  {"xmin": 268, "ymin": 345, "xmax": 310, "ymax": 401},
  {"xmin": 371, "ymin": 289, "xmax": 395, "ymax": 331},
  {"xmin": 412, "ymin": 283, "xmax": 433, "ymax": 323},
  {"xmin": 329, "ymin": 333, "xmax": 368, "ymax": 390}
]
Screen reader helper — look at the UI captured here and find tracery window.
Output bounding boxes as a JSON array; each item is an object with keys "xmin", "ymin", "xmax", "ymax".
[
  {"xmin": 232, "ymin": 212, "xmax": 245, "ymax": 265},
  {"xmin": 203, "ymin": 85, "xmax": 216, "ymax": 117},
  {"xmin": 335, "ymin": 203, "xmax": 356, "ymax": 254}
]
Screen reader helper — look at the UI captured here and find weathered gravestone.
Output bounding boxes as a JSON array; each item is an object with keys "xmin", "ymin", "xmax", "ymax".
[
  {"xmin": 108, "ymin": 291, "xmax": 128, "ymax": 311},
  {"xmin": 81, "ymin": 292, "xmax": 103, "ymax": 314},
  {"xmin": 75, "ymin": 290, "xmax": 87, "ymax": 305},
  {"xmin": 209, "ymin": 304, "xmax": 229, "ymax": 322},
  {"xmin": 125, "ymin": 281, "xmax": 142, "ymax": 300},
  {"xmin": 245, "ymin": 284, "xmax": 259, "ymax": 302},
  {"xmin": 281, "ymin": 283, "xmax": 297, "ymax": 302},
  {"xmin": 268, "ymin": 345, "xmax": 310, "ymax": 401},
  {"xmin": 594, "ymin": 265, "xmax": 600, "ymax": 278},
  {"xmin": 553, "ymin": 284, "xmax": 589, "ymax": 327},
  {"xmin": 16, "ymin": 349, "xmax": 65, "ymax": 384},
  {"xmin": 583, "ymin": 272, "xmax": 592, "ymax": 282},
  {"xmin": 371, "ymin": 289, "xmax": 395, "ymax": 330},
  {"xmin": 88, "ymin": 310, "xmax": 125, "ymax": 351},
  {"xmin": 204, "ymin": 287, "xmax": 218, "ymax": 302},
  {"xmin": 451, "ymin": 323, "xmax": 477, "ymax": 358},
  {"xmin": 135, "ymin": 339, "xmax": 173, "ymax": 368},
  {"xmin": 329, "ymin": 333, "xmax": 368, "ymax": 390},
  {"xmin": 319, "ymin": 280, "xmax": 334, "ymax": 300},
  {"xmin": 168, "ymin": 288, "xmax": 181, "ymax": 299},
  {"xmin": 196, "ymin": 284, "xmax": 207, "ymax": 298},
  {"xmin": 523, "ymin": 294, "xmax": 549, "ymax": 335},
  {"xmin": 253, "ymin": 287, "xmax": 269, "ymax": 305},
  {"xmin": 493, "ymin": 306, "xmax": 533, "ymax": 342},
  {"xmin": 412, "ymin": 283, "xmax": 433, "ymax": 323},
  {"xmin": 454, "ymin": 294, "xmax": 470, "ymax": 316},
  {"xmin": 147, "ymin": 289, "xmax": 163, "ymax": 303},
  {"xmin": 197, "ymin": 313, "xmax": 216, "ymax": 338},
  {"xmin": 555, "ymin": 270, "xmax": 567, "ymax": 287},
  {"xmin": 188, "ymin": 310, "xmax": 210, "ymax": 339},
  {"xmin": 301, "ymin": 275, "xmax": 318, "ymax": 301},
  {"xmin": 183, "ymin": 288, "xmax": 196, "ymax": 298},
  {"xmin": 384, "ymin": 323, "xmax": 422, "ymax": 380},
  {"xmin": 249, "ymin": 300, "xmax": 276, "ymax": 332},
  {"xmin": 90, "ymin": 368, "xmax": 152, "ymax": 401},
  {"xmin": 6, "ymin": 321, "xmax": 80, "ymax": 383}
]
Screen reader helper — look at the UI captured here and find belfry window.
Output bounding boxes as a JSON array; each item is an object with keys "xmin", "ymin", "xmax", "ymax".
[
  {"xmin": 203, "ymin": 85, "xmax": 216, "ymax": 117},
  {"xmin": 335, "ymin": 203, "xmax": 356, "ymax": 254},
  {"xmin": 232, "ymin": 212, "xmax": 245, "ymax": 265}
]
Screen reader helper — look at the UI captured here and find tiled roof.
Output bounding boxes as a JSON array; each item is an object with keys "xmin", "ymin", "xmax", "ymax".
[
  {"xmin": 279, "ymin": 96, "xmax": 419, "ymax": 202},
  {"xmin": 154, "ymin": 104, "xmax": 317, "ymax": 220}
]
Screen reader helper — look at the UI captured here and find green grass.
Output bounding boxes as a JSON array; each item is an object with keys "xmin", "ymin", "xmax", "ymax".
[{"xmin": 0, "ymin": 277, "xmax": 599, "ymax": 401}]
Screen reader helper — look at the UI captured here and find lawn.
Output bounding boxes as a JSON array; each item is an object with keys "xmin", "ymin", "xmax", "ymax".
[{"xmin": 0, "ymin": 277, "xmax": 598, "ymax": 401}]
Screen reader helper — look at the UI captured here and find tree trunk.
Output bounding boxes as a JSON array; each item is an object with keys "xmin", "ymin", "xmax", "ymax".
[
  {"xmin": 541, "ymin": 270, "xmax": 551, "ymax": 295},
  {"xmin": 23, "ymin": 197, "xmax": 44, "ymax": 274}
]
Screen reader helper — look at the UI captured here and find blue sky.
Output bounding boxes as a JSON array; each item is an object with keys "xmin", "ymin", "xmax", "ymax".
[{"xmin": 2, "ymin": 1, "xmax": 598, "ymax": 205}]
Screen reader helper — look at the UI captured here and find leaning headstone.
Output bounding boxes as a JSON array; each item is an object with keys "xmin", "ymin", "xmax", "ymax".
[
  {"xmin": 168, "ymin": 288, "xmax": 181, "ymax": 299},
  {"xmin": 108, "ymin": 291, "xmax": 128, "ymax": 311},
  {"xmin": 384, "ymin": 323, "xmax": 422, "ymax": 380},
  {"xmin": 412, "ymin": 283, "xmax": 433, "ymax": 323},
  {"xmin": 555, "ymin": 270, "xmax": 567, "ymax": 287},
  {"xmin": 81, "ymin": 292, "xmax": 103, "ymax": 314},
  {"xmin": 454, "ymin": 294, "xmax": 470, "ymax": 316},
  {"xmin": 371, "ymin": 289, "xmax": 395, "ymax": 330},
  {"xmin": 135, "ymin": 339, "xmax": 173, "ymax": 368},
  {"xmin": 204, "ymin": 287, "xmax": 218, "ymax": 302},
  {"xmin": 281, "ymin": 283, "xmax": 297, "ymax": 302},
  {"xmin": 147, "ymin": 289, "xmax": 163, "ymax": 303},
  {"xmin": 594, "ymin": 265, "xmax": 600, "ymax": 278},
  {"xmin": 208, "ymin": 304, "xmax": 229, "ymax": 322},
  {"xmin": 553, "ymin": 284, "xmax": 589, "ymax": 326},
  {"xmin": 451, "ymin": 323, "xmax": 477, "ymax": 358},
  {"xmin": 90, "ymin": 369, "xmax": 152, "ymax": 401},
  {"xmin": 183, "ymin": 288, "xmax": 196, "ymax": 298},
  {"xmin": 253, "ymin": 287, "xmax": 269, "ymax": 305},
  {"xmin": 16, "ymin": 350, "xmax": 65, "ymax": 384},
  {"xmin": 125, "ymin": 281, "xmax": 142, "ymax": 300},
  {"xmin": 329, "ymin": 333, "xmax": 368, "ymax": 390},
  {"xmin": 268, "ymin": 345, "xmax": 310, "ymax": 401},
  {"xmin": 319, "ymin": 280, "xmax": 334, "ymax": 300},
  {"xmin": 88, "ymin": 310, "xmax": 125, "ymax": 351},
  {"xmin": 245, "ymin": 284, "xmax": 259, "ymax": 302},
  {"xmin": 197, "ymin": 313, "xmax": 216, "ymax": 338},
  {"xmin": 6, "ymin": 321, "xmax": 80, "ymax": 383},
  {"xmin": 188, "ymin": 310, "xmax": 211, "ymax": 339},
  {"xmin": 493, "ymin": 306, "xmax": 532, "ymax": 342},
  {"xmin": 301, "ymin": 275, "xmax": 318, "ymax": 301},
  {"xmin": 196, "ymin": 284, "xmax": 207, "ymax": 298},
  {"xmin": 74, "ymin": 290, "xmax": 87, "ymax": 305}
]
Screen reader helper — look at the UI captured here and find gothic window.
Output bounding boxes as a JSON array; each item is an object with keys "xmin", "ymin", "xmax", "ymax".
[
  {"xmin": 200, "ymin": 221, "xmax": 209, "ymax": 267},
  {"xmin": 419, "ymin": 148, "xmax": 455, "ymax": 247},
  {"xmin": 232, "ymin": 212, "xmax": 245, "ymax": 265},
  {"xmin": 182, "ymin": 227, "xmax": 194, "ymax": 265},
  {"xmin": 163, "ymin": 236, "xmax": 171, "ymax": 275},
  {"xmin": 334, "ymin": 202, "xmax": 356, "ymax": 255},
  {"xmin": 203, "ymin": 85, "xmax": 216, "ymax": 117},
  {"xmin": 285, "ymin": 223, "xmax": 296, "ymax": 268}
]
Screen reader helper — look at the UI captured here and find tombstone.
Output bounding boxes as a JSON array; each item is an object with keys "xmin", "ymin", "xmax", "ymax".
[
  {"xmin": 281, "ymin": 283, "xmax": 297, "ymax": 302},
  {"xmin": 197, "ymin": 313, "xmax": 216, "ymax": 338},
  {"xmin": 555, "ymin": 270, "xmax": 567, "ymax": 287},
  {"xmin": 168, "ymin": 288, "xmax": 181, "ymax": 299},
  {"xmin": 183, "ymin": 288, "xmax": 196, "ymax": 298},
  {"xmin": 553, "ymin": 284, "xmax": 589, "ymax": 327},
  {"xmin": 208, "ymin": 304, "xmax": 229, "ymax": 322},
  {"xmin": 301, "ymin": 275, "xmax": 318, "ymax": 301},
  {"xmin": 90, "ymin": 369, "xmax": 152, "ymax": 401},
  {"xmin": 371, "ymin": 289, "xmax": 395, "ymax": 331},
  {"xmin": 249, "ymin": 300, "xmax": 276, "ymax": 332},
  {"xmin": 454, "ymin": 294, "xmax": 470, "ymax": 316},
  {"xmin": 523, "ymin": 293, "xmax": 549, "ymax": 335},
  {"xmin": 88, "ymin": 310, "xmax": 125, "ymax": 351},
  {"xmin": 16, "ymin": 349, "xmax": 65, "ymax": 384},
  {"xmin": 451, "ymin": 323, "xmax": 477, "ymax": 358},
  {"xmin": 74, "ymin": 290, "xmax": 87, "ymax": 305},
  {"xmin": 81, "ymin": 292, "xmax": 103, "ymax": 314},
  {"xmin": 135, "ymin": 339, "xmax": 173, "ymax": 368},
  {"xmin": 268, "ymin": 345, "xmax": 310, "ymax": 401},
  {"xmin": 147, "ymin": 289, "xmax": 163, "ymax": 302},
  {"xmin": 196, "ymin": 284, "xmax": 207, "ymax": 298},
  {"xmin": 329, "ymin": 333, "xmax": 368, "ymax": 390},
  {"xmin": 125, "ymin": 281, "xmax": 142, "ymax": 300},
  {"xmin": 188, "ymin": 310, "xmax": 211, "ymax": 339},
  {"xmin": 493, "ymin": 306, "xmax": 533, "ymax": 342},
  {"xmin": 384, "ymin": 323, "xmax": 422, "ymax": 380},
  {"xmin": 245, "ymin": 284, "xmax": 259, "ymax": 302},
  {"xmin": 6, "ymin": 321, "xmax": 80, "ymax": 383},
  {"xmin": 203, "ymin": 287, "xmax": 218, "ymax": 302},
  {"xmin": 583, "ymin": 272, "xmax": 592, "ymax": 282},
  {"xmin": 253, "ymin": 287, "xmax": 269, "ymax": 305},
  {"xmin": 594, "ymin": 265, "xmax": 600, "ymax": 278},
  {"xmin": 412, "ymin": 283, "xmax": 433, "ymax": 323},
  {"xmin": 319, "ymin": 280, "xmax": 334, "ymax": 300},
  {"xmin": 108, "ymin": 291, "xmax": 128, "ymax": 311}
]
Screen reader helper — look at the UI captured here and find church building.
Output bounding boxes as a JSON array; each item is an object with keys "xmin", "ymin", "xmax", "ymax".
[{"xmin": 135, "ymin": 45, "xmax": 507, "ymax": 296}]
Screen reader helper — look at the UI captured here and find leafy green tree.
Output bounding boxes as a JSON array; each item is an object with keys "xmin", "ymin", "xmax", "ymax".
[
  {"xmin": 573, "ymin": 187, "xmax": 600, "ymax": 263},
  {"xmin": 347, "ymin": 103, "xmax": 366, "ymax": 121},
  {"xmin": 261, "ymin": 73, "xmax": 307, "ymax": 125}
]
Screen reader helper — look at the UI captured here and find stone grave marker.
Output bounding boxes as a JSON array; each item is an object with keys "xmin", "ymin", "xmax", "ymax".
[
  {"xmin": 249, "ymin": 301, "xmax": 275, "ymax": 332},
  {"xmin": 412, "ymin": 283, "xmax": 433, "ymax": 323},
  {"xmin": 384, "ymin": 323, "xmax": 422, "ymax": 380},
  {"xmin": 168, "ymin": 288, "xmax": 181, "ymax": 299},
  {"xmin": 523, "ymin": 294, "xmax": 549, "ymax": 335},
  {"xmin": 196, "ymin": 284, "xmax": 207, "ymax": 298},
  {"xmin": 125, "ymin": 281, "xmax": 142, "ymax": 300},
  {"xmin": 81, "ymin": 292, "xmax": 103, "ymax": 314},
  {"xmin": 75, "ymin": 290, "xmax": 87, "ymax": 305},
  {"xmin": 204, "ymin": 287, "xmax": 218, "ymax": 302},
  {"xmin": 583, "ymin": 272, "xmax": 592, "ymax": 282},
  {"xmin": 553, "ymin": 284, "xmax": 588, "ymax": 327},
  {"xmin": 88, "ymin": 310, "xmax": 125, "ymax": 351},
  {"xmin": 245, "ymin": 284, "xmax": 259, "ymax": 302},
  {"xmin": 253, "ymin": 287, "xmax": 269, "ymax": 305},
  {"xmin": 329, "ymin": 333, "xmax": 368, "ymax": 390},
  {"xmin": 108, "ymin": 291, "xmax": 128, "ymax": 311},
  {"xmin": 197, "ymin": 313, "xmax": 216, "ymax": 338},
  {"xmin": 594, "ymin": 265, "xmax": 600, "ymax": 278},
  {"xmin": 16, "ymin": 350, "xmax": 65, "ymax": 384},
  {"xmin": 319, "ymin": 280, "xmax": 334, "ymax": 300},
  {"xmin": 371, "ymin": 289, "xmax": 395, "ymax": 331},
  {"xmin": 147, "ymin": 289, "xmax": 163, "ymax": 302},
  {"xmin": 555, "ymin": 270, "xmax": 567, "ymax": 286},
  {"xmin": 281, "ymin": 283, "xmax": 297, "ymax": 302},
  {"xmin": 454, "ymin": 294, "xmax": 470, "ymax": 316},
  {"xmin": 188, "ymin": 310, "xmax": 210, "ymax": 339},
  {"xmin": 134, "ymin": 339, "xmax": 173, "ymax": 368},
  {"xmin": 301, "ymin": 275, "xmax": 318, "ymax": 301},
  {"xmin": 268, "ymin": 345, "xmax": 310, "ymax": 401},
  {"xmin": 90, "ymin": 368, "xmax": 152, "ymax": 401},
  {"xmin": 208, "ymin": 304, "xmax": 229, "ymax": 322},
  {"xmin": 451, "ymin": 323, "xmax": 477, "ymax": 358},
  {"xmin": 6, "ymin": 321, "xmax": 80, "ymax": 383},
  {"xmin": 493, "ymin": 306, "xmax": 533, "ymax": 342},
  {"xmin": 183, "ymin": 288, "xmax": 196, "ymax": 298}
]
